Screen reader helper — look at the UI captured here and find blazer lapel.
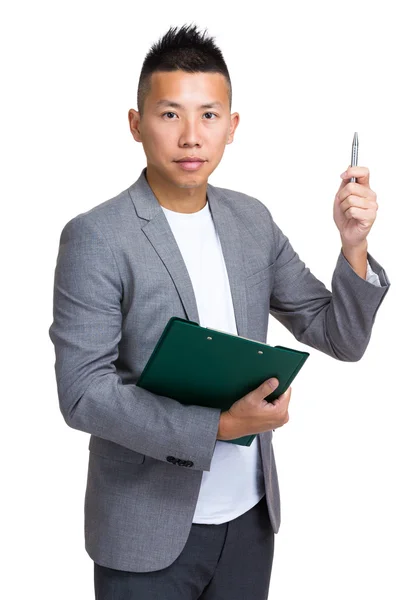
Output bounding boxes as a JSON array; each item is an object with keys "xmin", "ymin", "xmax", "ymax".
[
  {"xmin": 207, "ymin": 184, "xmax": 248, "ymax": 338},
  {"xmin": 128, "ymin": 167, "xmax": 248, "ymax": 337}
]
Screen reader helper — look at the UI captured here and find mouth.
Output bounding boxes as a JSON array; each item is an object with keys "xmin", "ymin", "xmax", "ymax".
[{"xmin": 174, "ymin": 159, "xmax": 206, "ymax": 171}]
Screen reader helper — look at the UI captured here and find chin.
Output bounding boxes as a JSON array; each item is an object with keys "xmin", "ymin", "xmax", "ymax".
[
  {"xmin": 176, "ymin": 180, "xmax": 203, "ymax": 189},
  {"xmin": 172, "ymin": 167, "xmax": 208, "ymax": 186}
]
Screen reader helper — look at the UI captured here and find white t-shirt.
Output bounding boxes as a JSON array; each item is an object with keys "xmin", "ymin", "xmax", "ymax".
[{"xmin": 161, "ymin": 200, "xmax": 266, "ymax": 524}]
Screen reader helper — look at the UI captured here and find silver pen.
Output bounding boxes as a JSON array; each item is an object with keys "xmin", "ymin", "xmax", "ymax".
[{"xmin": 350, "ymin": 132, "xmax": 358, "ymax": 182}]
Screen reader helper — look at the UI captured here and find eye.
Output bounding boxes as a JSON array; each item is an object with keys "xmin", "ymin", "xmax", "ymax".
[{"xmin": 161, "ymin": 111, "xmax": 218, "ymax": 120}]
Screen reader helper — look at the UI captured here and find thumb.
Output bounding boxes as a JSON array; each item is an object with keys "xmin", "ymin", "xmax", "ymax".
[{"xmin": 262, "ymin": 378, "xmax": 279, "ymax": 394}]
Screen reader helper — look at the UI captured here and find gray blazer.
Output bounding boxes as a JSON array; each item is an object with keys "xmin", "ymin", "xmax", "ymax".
[{"xmin": 48, "ymin": 167, "xmax": 390, "ymax": 572}]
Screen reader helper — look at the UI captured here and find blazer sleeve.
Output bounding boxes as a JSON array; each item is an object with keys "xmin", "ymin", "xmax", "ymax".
[
  {"xmin": 268, "ymin": 219, "xmax": 391, "ymax": 361},
  {"xmin": 48, "ymin": 216, "xmax": 220, "ymax": 472}
]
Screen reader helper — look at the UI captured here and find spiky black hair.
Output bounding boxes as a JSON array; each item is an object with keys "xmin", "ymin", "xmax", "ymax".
[{"xmin": 137, "ymin": 23, "xmax": 232, "ymax": 115}]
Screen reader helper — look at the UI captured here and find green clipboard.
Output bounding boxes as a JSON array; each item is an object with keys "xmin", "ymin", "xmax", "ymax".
[{"xmin": 136, "ymin": 316, "xmax": 309, "ymax": 447}]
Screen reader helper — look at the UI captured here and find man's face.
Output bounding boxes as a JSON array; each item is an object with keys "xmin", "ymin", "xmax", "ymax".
[{"xmin": 129, "ymin": 70, "xmax": 239, "ymax": 188}]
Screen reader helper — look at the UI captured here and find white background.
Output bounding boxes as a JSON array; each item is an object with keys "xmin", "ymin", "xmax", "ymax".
[{"xmin": 2, "ymin": 1, "xmax": 417, "ymax": 598}]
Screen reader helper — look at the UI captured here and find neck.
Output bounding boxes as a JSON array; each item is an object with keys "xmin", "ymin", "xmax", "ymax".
[{"xmin": 145, "ymin": 164, "xmax": 208, "ymax": 213}]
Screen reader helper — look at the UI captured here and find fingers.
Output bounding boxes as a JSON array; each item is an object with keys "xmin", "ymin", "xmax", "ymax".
[
  {"xmin": 271, "ymin": 385, "xmax": 291, "ymax": 407},
  {"xmin": 341, "ymin": 166, "xmax": 370, "ymax": 185},
  {"xmin": 337, "ymin": 189, "xmax": 378, "ymax": 220},
  {"xmin": 335, "ymin": 177, "xmax": 377, "ymax": 221},
  {"xmin": 337, "ymin": 181, "xmax": 370, "ymax": 201},
  {"xmin": 282, "ymin": 386, "xmax": 292, "ymax": 406},
  {"xmin": 337, "ymin": 167, "xmax": 372, "ymax": 201},
  {"xmin": 339, "ymin": 195, "xmax": 370, "ymax": 211},
  {"xmin": 260, "ymin": 379, "xmax": 291, "ymax": 411}
]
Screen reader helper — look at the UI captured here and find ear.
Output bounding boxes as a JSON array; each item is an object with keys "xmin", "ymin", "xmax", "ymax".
[
  {"xmin": 128, "ymin": 108, "xmax": 142, "ymax": 143},
  {"xmin": 226, "ymin": 112, "xmax": 240, "ymax": 144}
]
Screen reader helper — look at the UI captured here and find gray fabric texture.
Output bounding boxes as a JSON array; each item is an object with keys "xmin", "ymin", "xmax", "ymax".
[{"xmin": 49, "ymin": 167, "xmax": 391, "ymax": 572}]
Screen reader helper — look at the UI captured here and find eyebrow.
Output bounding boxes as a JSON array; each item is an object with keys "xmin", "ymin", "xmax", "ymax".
[{"xmin": 154, "ymin": 99, "xmax": 223, "ymax": 109}]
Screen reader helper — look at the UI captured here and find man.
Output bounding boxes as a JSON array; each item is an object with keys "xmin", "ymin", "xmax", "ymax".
[{"xmin": 48, "ymin": 23, "xmax": 390, "ymax": 599}]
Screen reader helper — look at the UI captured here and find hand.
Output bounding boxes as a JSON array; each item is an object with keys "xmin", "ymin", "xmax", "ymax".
[
  {"xmin": 333, "ymin": 165, "xmax": 378, "ymax": 248},
  {"xmin": 217, "ymin": 378, "xmax": 291, "ymax": 440}
]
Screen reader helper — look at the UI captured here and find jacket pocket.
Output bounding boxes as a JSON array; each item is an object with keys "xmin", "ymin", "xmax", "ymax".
[
  {"xmin": 245, "ymin": 262, "xmax": 275, "ymax": 288},
  {"xmin": 88, "ymin": 435, "xmax": 146, "ymax": 464}
]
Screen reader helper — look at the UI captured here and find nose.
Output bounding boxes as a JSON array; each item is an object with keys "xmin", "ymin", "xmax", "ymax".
[{"xmin": 178, "ymin": 117, "xmax": 202, "ymax": 148}]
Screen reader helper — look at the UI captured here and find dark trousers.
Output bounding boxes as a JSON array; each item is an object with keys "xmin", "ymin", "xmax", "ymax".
[{"xmin": 94, "ymin": 494, "xmax": 274, "ymax": 599}]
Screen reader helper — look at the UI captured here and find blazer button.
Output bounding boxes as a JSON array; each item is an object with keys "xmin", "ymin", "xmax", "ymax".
[{"xmin": 166, "ymin": 456, "xmax": 177, "ymax": 464}]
